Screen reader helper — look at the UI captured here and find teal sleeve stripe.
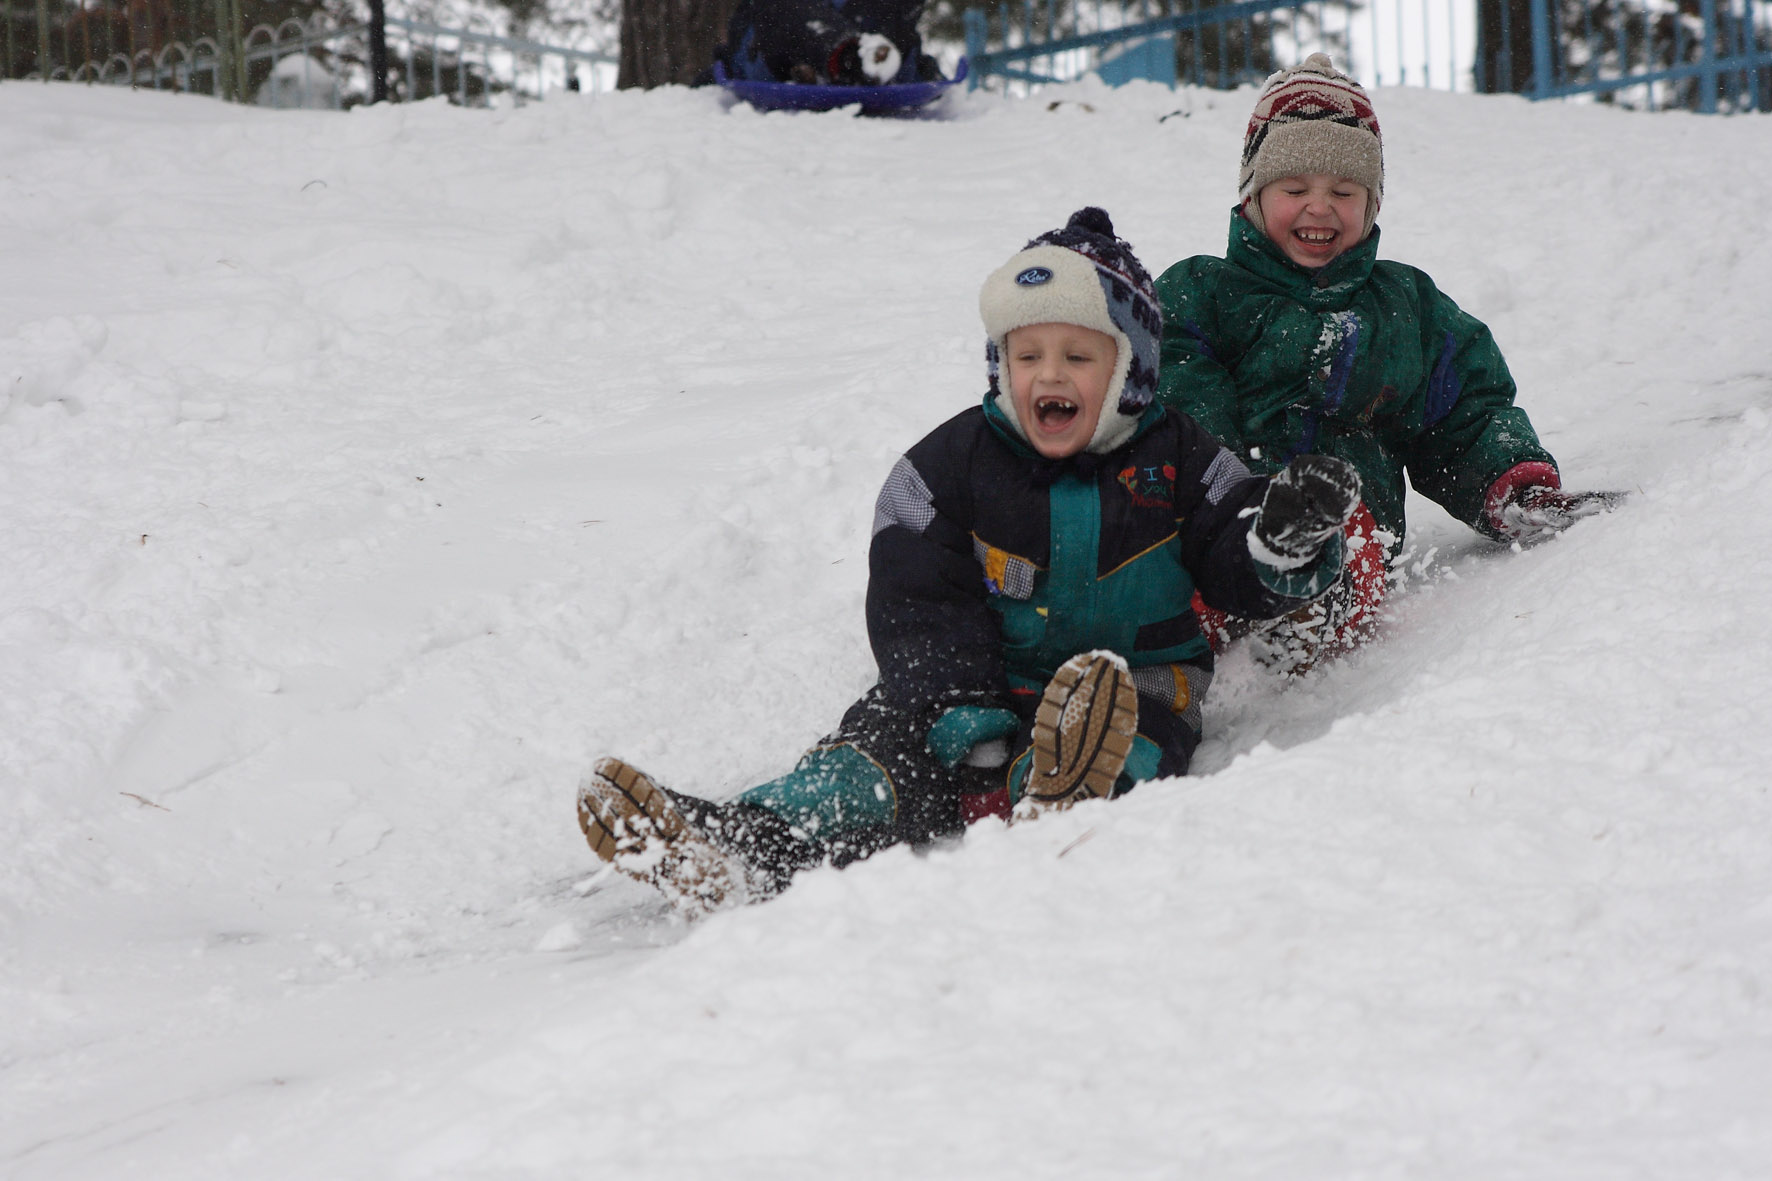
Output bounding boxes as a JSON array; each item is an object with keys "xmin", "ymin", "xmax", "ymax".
[{"xmin": 1254, "ymin": 532, "xmax": 1345, "ymax": 601}]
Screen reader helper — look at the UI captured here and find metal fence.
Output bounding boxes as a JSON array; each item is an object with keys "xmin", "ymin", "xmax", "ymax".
[
  {"xmin": 967, "ymin": 0, "xmax": 1361, "ymax": 91},
  {"xmin": 962, "ymin": 0, "xmax": 1772, "ymax": 110},
  {"xmin": 1529, "ymin": 0, "xmax": 1771, "ymax": 110},
  {"xmin": 9, "ymin": 0, "xmax": 1766, "ymax": 110},
  {"xmin": 2, "ymin": 0, "xmax": 616, "ymax": 107}
]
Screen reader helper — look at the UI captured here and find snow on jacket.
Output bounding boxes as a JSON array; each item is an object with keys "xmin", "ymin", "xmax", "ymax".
[
  {"xmin": 866, "ymin": 394, "xmax": 1341, "ymax": 723},
  {"xmin": 1155, "ymin": 212, "xmax": 1557, "ymax": 549}
]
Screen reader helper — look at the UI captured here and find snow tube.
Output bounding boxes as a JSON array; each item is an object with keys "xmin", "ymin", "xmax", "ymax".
[{"xmin": 714, "ymin": 57, "xmax": 967, "ymax": 114}]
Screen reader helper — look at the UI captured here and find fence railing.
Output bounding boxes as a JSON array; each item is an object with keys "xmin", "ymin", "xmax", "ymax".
[
  {"xmin": 9, "ymin": 0, "xmax": 1767, "ymax": 110},
  {"xmin": 962, "ymin": 0, "xmax": 1772, "ymax": 111},
  {"xmin": 1528, "ymin": 0, "xmax": 1771, "ymax": 111},
  {"xmin": 2, "ymin": 1, "xmax": 616, "ymax": 108}
]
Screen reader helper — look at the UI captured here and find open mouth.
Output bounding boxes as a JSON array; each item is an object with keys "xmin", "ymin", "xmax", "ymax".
[
  {"xmin": 1294, "ymin": 227, "xmax": 1338, "ymax": 249},
  {"xmin": 1034, "ymin": 396, "xmax": 1079, "ymax": 430}
]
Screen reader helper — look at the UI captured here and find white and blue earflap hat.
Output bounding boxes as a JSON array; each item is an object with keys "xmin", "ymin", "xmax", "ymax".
[{"xmin": 978, "ymin": 206, "xmax": 1163, "ymax": 456}]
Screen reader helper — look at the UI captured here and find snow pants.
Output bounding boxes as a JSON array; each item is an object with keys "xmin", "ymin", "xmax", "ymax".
[{"xmin": 733, "ymin": 669, "xmax": 1208, "ymax": 858}]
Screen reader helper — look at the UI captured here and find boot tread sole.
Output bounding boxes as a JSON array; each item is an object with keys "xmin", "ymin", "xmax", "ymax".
[
  {"xmin": 1025, "ymin": 654, "xmax": 1138, "ymax": 810},
  {"xmin": 576, "ymin": 757, "xmax": 736, "ymax": 911}
]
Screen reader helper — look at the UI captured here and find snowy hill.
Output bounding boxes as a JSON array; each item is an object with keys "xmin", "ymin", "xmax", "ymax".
[{"xmin": 3, "ymin": 78, "xmax": 1771, "ymax": 1178}]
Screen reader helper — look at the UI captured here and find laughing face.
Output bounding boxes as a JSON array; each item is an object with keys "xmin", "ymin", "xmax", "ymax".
[
  {"xmin": 1004, "ymin": 322, "xmax": 1118, "ymax": 460},
  {"xmin": 1257, "ymin": 173, "xmax": 1371, "ymax": 269}
]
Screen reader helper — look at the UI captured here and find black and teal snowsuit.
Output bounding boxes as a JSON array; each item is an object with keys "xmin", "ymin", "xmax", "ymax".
[
  {"xmin": 1155, "ymin": 213, "xmax": 1558, "ymax": 550},
  {"xmin": 729, "ymin": 393, "xmax": 1342, "ymax": 871}
]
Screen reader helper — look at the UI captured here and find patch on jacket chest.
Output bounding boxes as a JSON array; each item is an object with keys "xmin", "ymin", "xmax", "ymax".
[
  {"xmin": 973, "ymin": 536, "xmax": 1040, "ymax": 600},
  {"xmin": 1116, "ymin": 463, "xmax": 1177, "ymax": 510}
]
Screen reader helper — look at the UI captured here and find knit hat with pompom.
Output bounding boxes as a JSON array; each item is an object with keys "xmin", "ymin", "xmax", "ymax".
[
  {"xmin": 1239, "ymin": 53, "xmax": 1384, "ymax": 242},
  {"xmin": 977, "ymin": 207, "xmax": 1162, "ymax": 455}
]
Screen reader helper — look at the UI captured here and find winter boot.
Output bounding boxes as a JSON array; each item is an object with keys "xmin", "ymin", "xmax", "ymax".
[
  {"xmin": 577, "ymin": 757, "xmax": 747, "ymax": 916},
  {"xmin": 1018, "ymin": 650, "xmax": 1138, "ymax": 816}
]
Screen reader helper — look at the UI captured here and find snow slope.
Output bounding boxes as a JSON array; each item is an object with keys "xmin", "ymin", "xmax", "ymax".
[{"xmin": 2, "ymin": 77, "xmax": 1771, "ymax": 1179}]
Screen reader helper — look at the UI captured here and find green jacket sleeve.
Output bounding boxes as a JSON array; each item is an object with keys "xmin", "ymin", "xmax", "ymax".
[
  {"xmin": 1155, "ymin": 258, "xmax": 1251, "ymax": 461},
  {"xmin": 1390, "ymin": 270, "xmax": 1557, "ymax": 529}
]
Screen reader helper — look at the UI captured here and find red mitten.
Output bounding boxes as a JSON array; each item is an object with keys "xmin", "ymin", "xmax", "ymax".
[{"xmin": 1483, "ymin": 462, "xmax": 1624, "ymax": 544}]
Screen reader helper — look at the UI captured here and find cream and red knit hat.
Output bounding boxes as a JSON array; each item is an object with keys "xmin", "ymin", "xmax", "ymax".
[{"xmin": 1238, "ymin": 53, "xmax": 1384, "ymax": 242}]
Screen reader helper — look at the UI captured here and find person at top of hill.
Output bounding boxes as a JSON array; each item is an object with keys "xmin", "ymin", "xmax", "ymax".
[
  {"xmin": 1154, "ymin": 53, "xmax": 1622, "ymax": 674},
  {"xmin": 708, "ymin": 0, "xmax": 942, "ymax": 85},
  {"xmin": 578, "ymin": 207, "xmax": 1360, "ymax": 916}
]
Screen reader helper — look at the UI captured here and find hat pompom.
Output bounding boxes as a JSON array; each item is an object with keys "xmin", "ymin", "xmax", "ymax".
[
  {"xmin": 1066, "ymin": 206, "xmax": 1116, "ymax": 238},
  {"xmin": 1024, "ymin": 207, "xmax": 1155, "ymax": 293}
]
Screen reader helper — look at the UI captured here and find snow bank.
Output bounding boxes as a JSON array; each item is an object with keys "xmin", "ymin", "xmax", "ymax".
[{"xmin": 3, "ymin": 78, "xmax": 1770, "ymax": 1178}]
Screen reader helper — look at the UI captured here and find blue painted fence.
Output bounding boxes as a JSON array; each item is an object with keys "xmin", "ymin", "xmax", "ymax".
[
  {"xmin": 1529, "ymin": 0, "xmax": 1772, "ymax": 111},
  {"xmin": 963, "ymin": 0, "xmax": 1772, "ymax": 111}
]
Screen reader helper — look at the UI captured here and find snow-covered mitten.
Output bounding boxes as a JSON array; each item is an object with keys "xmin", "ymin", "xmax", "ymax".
[
  {"xmin": 1249, "ymin": 454, "xmax": 1362, "ymax": 568},
  {"xmin": 1482, "ymin": 461, "xmax": 1626, "ymax": 545},
  {"xmin": 1489, "ymin": 486, "xmax": 1624, "ymax": 545}
]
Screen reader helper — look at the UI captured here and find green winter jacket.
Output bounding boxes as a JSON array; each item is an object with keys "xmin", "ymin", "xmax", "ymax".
[{"xmin": 1155, "ymin": 213, "xmax": 1556, "ymax": 548}]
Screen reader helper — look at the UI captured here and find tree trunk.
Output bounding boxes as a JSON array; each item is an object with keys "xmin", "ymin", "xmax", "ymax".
[
  {"xmin": 367, "ymin": 0, "xmax": 389, "ymax": 103},
  {"xmin": 1475, "ymin": 0, "xmax": 1536, "ymax": 93},
  {"xmin": 618, "ymin": 0, "xmax": 737, "ymax": 88}
]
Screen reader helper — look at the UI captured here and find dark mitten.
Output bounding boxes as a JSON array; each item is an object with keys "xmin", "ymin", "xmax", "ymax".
[
  {"xmin": 1491, "ymin": 486, "xmax": 1625, "ymax": 545},
  {"xmin": 1249, "ymin": 454, "xmax": 1362, "ymax": 567}
]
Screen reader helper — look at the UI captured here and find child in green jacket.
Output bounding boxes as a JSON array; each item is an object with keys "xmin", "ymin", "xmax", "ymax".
[{"xmin": 1155, "ymin": 54, "xmax": 1619, "ymax": 671}]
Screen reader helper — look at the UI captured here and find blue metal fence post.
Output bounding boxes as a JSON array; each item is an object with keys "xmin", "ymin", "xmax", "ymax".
[
  {"xmin": 1528, "ymin": 0, "xmax": 1554, "ymax": 95},
  {"xmin": 1734, "ymin": 0, "xmax": 1749, "ymax": 107},
  {"xmin": 963, "ymin": 6, "xmax": 986, "ymax": 88},
  {"xmin": 1496, "ymin": 0, "xmax": 1512, "ymax": 91},
  {"xmin": 1750, "ymin": 0, "xmax": 1766, "ymax": 110},
  {"xmin": 1699, "ymin": 0, "xmax": 1719, "ymax": 111}
]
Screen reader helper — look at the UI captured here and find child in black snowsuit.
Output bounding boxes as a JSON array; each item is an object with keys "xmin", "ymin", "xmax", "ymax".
[
  {"xmin": 578, "ymin": 208, "xmax": 1361, "ymax": 916},
  {"xmin": 711, "ymin": 0, "xmax": 938, "ymax": 85}
]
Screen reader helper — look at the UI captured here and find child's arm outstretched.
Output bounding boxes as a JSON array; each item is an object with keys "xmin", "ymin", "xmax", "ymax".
[{"xmin": 1393, "ymin": 274, "xmax": 1620, "ymax": 545}]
